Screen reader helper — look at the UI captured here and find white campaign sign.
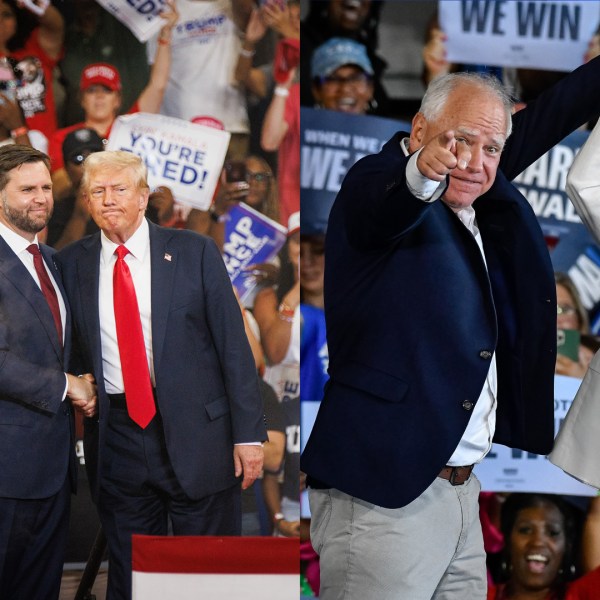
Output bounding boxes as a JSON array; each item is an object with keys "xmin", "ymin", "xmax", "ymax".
[
  {"xmin": 475, "ymin": 375, "xmax": 597, "ymax": 496},
  {"xmin": 95, "ymin": 0, "xmax": 167, "ymax": 42},
  {"xmin": 440, "ymin": 0, "xmax": 600, "ymax": 71},
  {"xmin": 107, "ymin": 113, "xmax": 230, "ymax": 210}
]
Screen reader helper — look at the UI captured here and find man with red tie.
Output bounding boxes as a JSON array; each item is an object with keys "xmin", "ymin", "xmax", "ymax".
[
  {"xmin": 56, "ymin": 150, "xmax": 267, "ymax": 600},
  {"xmin": 0, "ymin": 144, "xmax": 96, "ymax": 599}
]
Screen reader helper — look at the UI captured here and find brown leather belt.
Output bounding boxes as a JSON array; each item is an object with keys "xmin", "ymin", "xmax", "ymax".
[{"xmin": 438, "ymin": 465, "xmax": 474, "ymax": 486}]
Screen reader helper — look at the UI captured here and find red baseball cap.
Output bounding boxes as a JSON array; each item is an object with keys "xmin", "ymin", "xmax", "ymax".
[{"xmin": 80, "ymin": 63, "xmax": 121, "ymax": 92}]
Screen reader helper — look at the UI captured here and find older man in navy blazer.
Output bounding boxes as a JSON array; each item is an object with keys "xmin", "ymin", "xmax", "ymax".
[
  {"xmin": 0, "ymin": 145, "xmax": 96, "ymax": 600},
  {"xmin": 57, "ymin": 151, "xmax": 266, "ymax": 600},
  {"xmin": 301, "ymin": 58, "xmax": 600, "ymax": 599}
]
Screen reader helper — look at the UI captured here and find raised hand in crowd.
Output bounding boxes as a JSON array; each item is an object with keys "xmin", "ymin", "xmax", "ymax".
[
  {"xmin": 0, "ymin": 90, "xmax": 29, "ymax": 144},
  {"xmin": 147, "ymin": 185, "xmax": 176, "ymax": 226},
  {"xmin": 422, "ymin": 25, "xmax": 451, "ymax": 85},
  {"xmin": 261, "ymin": 0, "xmax": 300, "ymax": 40}
]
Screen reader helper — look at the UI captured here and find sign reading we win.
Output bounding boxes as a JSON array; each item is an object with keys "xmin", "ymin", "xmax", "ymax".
[{"xmin": 440, "ymin": 0, "xmax": 600, "ymax": 71}]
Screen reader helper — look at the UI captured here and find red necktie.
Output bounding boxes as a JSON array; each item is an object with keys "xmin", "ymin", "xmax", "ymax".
[
  {"xmin": 27, "ymin": 244, "xmax": 62, "ymax": 346},
  {"xmin": 113, "ymin": 245, "xmax": 156, "ymax": 428}
]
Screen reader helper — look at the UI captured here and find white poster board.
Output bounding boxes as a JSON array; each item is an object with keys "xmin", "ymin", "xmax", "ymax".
[
  {"xmin": 95, "ymin": 0, "xmax": 168, "ymax": 42},
  {"xmin": 475, "ymin": 375, "xmax": 597, "ymax": 495},
  {"xmin": 107, "ymin": 113, "xmax": 230, "ymax": 210},
  {"xmin": 440, "ymin": 0, "xmax": 600, "ymax": 71}
]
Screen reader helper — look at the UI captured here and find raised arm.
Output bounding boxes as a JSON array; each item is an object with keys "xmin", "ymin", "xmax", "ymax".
[
  {"xmin": 261, "ymin": 68, "xmax": 295, "ymax": 151},
  {"xmin": 24, "ymin": 0, "xmax": 64, "ymax": 60},
  {"xmin": 137, "ymin": 0, "xmax": 179, "ymax": 113}
]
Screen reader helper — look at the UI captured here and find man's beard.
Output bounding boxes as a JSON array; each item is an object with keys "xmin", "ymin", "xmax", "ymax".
[{"xmin": 2, "ymin": 195, "xmax": 51, "ymax": 234}]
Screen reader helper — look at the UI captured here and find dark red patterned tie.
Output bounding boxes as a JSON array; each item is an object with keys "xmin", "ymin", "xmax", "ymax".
[
  {"xmin": 27, "ymin": 244, "xmax": 62, "ymax": 346},
  {"xmin": 113, "ymin": 245, "xmax": 155, "ymax": 428}
]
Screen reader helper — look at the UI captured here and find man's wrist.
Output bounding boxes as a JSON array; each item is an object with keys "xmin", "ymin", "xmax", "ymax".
[{"xmin": 405, "ymin": 149, "xmax": 445, "ymax": 202}]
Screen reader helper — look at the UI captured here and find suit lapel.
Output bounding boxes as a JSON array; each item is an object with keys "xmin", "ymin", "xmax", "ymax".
[
  {"xmin": 0, "ymin": 236, "xmax": 63, "ymax": 360},
  {"xmin": 149, "ymin": 222, "xmax": 176, "ymax": 375},
  {"xmin": 76, "ymin": 234, "xmax": 104, "ymax": 377}
]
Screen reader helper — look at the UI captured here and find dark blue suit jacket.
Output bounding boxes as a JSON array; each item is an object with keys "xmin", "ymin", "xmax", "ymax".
[
  {"xmin": 57, "ymin": 221, "xmax": 267, "ymax": 501},
  {"xmin": 301, "ymin": 56, "xmax": 600, "ymax": 509},
  {"xmin": 0, "ymin": 236, "xmax": 75, "ymax": 499}
]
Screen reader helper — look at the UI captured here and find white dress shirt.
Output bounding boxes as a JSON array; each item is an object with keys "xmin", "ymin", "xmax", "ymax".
[
  {"xmin": 401, "ymin": 138, "xmax": 498, "ymax": 465},
  {"xmin": 98, "ymin": 218, "xmax": 154, "ymax": 394}
]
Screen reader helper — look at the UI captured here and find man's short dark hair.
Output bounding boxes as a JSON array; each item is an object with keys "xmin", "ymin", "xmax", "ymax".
[{"xmin": 0, "ymin": 144, "xmax": 50, "ymax": 192}]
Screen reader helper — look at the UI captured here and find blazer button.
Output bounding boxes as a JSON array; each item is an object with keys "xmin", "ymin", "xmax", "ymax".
[
  {"xmin": 462, "ymin": 399, "xmax": 474, "ymax": 411},
  {"xmin": 479, "ymin": 350, "xmax": 492, "ymax": 359}
]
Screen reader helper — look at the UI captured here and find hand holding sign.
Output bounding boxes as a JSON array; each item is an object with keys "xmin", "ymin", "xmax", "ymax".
[
  {"xmin": 416, "ymin": 130, "xmax": 471, "ymax": 182},
  {"xmin": 17, "ymin": 0, "xmax": 49, "ymax": 17}
]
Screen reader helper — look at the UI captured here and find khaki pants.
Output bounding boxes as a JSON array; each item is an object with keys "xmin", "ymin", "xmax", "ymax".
[{"xmin": 309, "ymin": 475, "xmax": 486, "ymax": 600}]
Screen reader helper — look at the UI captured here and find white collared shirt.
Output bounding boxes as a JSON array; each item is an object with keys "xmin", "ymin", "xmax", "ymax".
[
  {"xmin": 401, "ymin": 138, "xmax": 498, "ymax": 465},
  {"xmin": 98, "ymin": 218, "xmax": 155, "ymax": 394},
  {"xmin": 0, "ymin": 220, "xmax": 67, "ymax": 340}
]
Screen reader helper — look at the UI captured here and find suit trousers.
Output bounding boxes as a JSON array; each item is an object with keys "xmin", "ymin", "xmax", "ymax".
[
  {"xmin": 0, "ymin": 477, "xmax": 71, "ymax": 600},
  {"xmin": 309, "ymin": 474, "xmax": 486, "ymax": 600},
  {"xmin": 98, "ymin": 406, "xmax": 241, "ymax": 600}
]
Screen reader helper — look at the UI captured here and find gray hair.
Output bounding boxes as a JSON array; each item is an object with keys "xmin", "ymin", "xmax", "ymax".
[
  {"xmin": 420, "ymin": 72, "xmax": 514, "ymax": 138},
  {"xmin": 81, "ymin": 150, "xmax": 149, "ymax": 194}
]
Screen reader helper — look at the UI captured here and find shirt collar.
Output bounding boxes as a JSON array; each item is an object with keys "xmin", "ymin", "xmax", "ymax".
[
  {"xmin": 0, "ymin": 220, "xmax": 39, "ymax": 255},
  {"xmin": 100, "ymin": 218, "xmax": 150, "ymax": 264},
  {"xmin": 452, "ymin": 205, "xmax": 479, "ymax": 236},
  {"xmin": 400, "ymin": 137, "xmax": 410, "ymax": 157}
]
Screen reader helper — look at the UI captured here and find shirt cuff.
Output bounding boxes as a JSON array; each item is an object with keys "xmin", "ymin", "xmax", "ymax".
[
  {"xmin": 235, "ymin": 442, "xmax": 263, "ymax": 446},
  {"xmin": 406, "ymin": 149, "xmax": 446, "ymax": 202},
  {"xmin": 62, "ymin": 373, "xmax": 68, "ymax": 402}
]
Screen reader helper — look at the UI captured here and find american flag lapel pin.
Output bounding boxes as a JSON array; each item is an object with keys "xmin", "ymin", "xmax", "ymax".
[{"xmin": 164, "ymin": 253, "xmax": 172, "ymax": 262}]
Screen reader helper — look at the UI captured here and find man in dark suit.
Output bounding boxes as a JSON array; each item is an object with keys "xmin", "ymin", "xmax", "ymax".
[
  {"xmin": 301, "ymin": 57, "xmax": 600, "ymax": 599},
  {"xmin": 0, "ymin": 144, "xmax": 96, "ymax": 599},
  {"xmin": 57, "ymin": 150, "xmax": 267, "ymax": 600}
]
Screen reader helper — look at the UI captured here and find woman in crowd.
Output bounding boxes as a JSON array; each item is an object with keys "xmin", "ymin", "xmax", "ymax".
[
  {"xmin": 187, "ymin": 154, "xmax": 279, "ymax": 247},
  {"xmin": 488, "ymin": 493, "xmax": 600, "ymax": 599},
  {"xmin": 300, "ymin": 0, "xmax": 388, "ymax": 113},
  {"xmin": 310, "ymin": 37, "xmax": 375, "ymax": 115},
  {"xmin": 554, "ymin": 272, "xmax": 597, "ymax": 379}
]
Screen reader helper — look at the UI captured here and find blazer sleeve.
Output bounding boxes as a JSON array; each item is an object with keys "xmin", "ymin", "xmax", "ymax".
[
  {"xmin": 501, "ymin": 54, "xmax": 600, "ymax": 180},
  {"xmin": 0, "ymin": 340, "xmax": 66, "ymax": 415},
  {"xmin": 338, "ymin": 134, "xmax": 442, "ymax": 251},
  {"xmin": 200, "ymin": 238, "xmax": 267, "ymax": 444}
]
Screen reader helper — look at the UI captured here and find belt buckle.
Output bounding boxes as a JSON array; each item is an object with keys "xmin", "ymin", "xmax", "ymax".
[{"xmin": 449, "ymin": 466, "xmax": 462, "ymax": 486}]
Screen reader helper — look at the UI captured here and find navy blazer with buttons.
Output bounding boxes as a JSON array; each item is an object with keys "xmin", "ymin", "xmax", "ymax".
[
  {"xmin": 301, "ymin": 56, "xmax": 600, "ymax": 509},
  {"xmin": 0, "ymin": 236, "xmax": 75, "ymax": 500},
  {"xmin": 57, "ymin": 221, "xmax": 267, "ymax": 502}
]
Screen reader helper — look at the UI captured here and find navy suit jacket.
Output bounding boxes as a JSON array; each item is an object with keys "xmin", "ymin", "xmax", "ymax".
[
  {"xmin": 56, "ymin": 221, "xmax": 266, "ymax": 501},
  {"xmin": 0, "ymin": 236, "xmax": 75, "ymax": 499},
  {"xmin": 301, "ymin": 56, "xmax": 600, "ymax": 509}
]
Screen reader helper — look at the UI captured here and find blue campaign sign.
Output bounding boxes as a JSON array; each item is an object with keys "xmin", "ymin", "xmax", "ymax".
[
  {"xmin": 300, "ymin": 107, "xmax": 410, "ymax": 235},
  {"xmin": 222, "ymin": 203, "xmax": 287, "ymax": 303},
  {"xmin": 513, "ymin": 128, "xmax": 600, "ymax": 328}
]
